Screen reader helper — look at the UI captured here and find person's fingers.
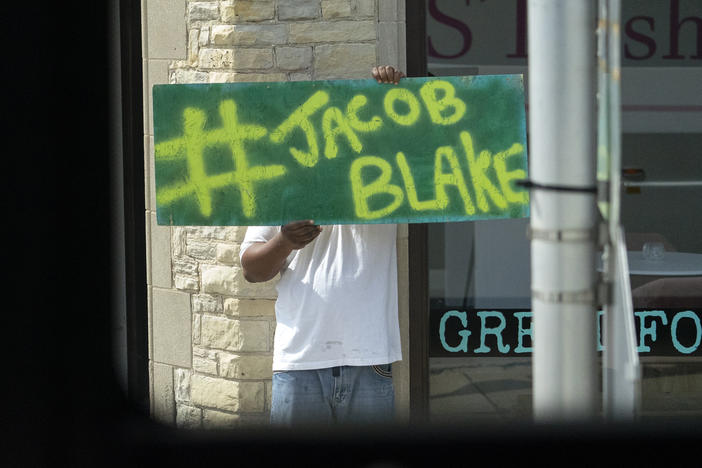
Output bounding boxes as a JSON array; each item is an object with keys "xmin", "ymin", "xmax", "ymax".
[
  {"xmin": 297, "ymin": 226, "xmax": 320, "ymax": 239},
  {"xmin": 289, "ymin": 229, "xmax": 320, "ymax": 248},
  {"xmin": 284, "ymin": 223, "xmax": 320, "ymax": 240},
  {"xmin": 283, "ymin": 220, "xmax": 314, "ymax": 231},
  {"xmin": 374, "ymin": 65, "xmax": 406, "ymax": 84},
  {"xmin": 281, "ymin": 220, "xmax": 322, "ymax": 249},
  {"xmin": 285, "ymin": 219, "xmax": 313, "ymax": 227},
  {"xmin": 378, "ymin": 65, "xmax": 390, "ymax": 83},
  {"xmin": 304, "ymin": 230, "xmax": 321, "ymax": 242}
]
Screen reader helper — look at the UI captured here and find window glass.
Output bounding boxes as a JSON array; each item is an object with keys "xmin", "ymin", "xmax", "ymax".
[{"xmin": 426, "ymin": 0, "xmax": 702, "ymax": 422}]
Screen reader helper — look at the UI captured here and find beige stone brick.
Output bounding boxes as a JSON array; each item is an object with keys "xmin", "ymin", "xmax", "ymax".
[
  {"xmin": 209, "ymin": 71, "xmax": 239, "ymax": 83},
  {"xmin": 215, "ymin": 243, "xmax": 239, "ymax": 264},
  {"xmin": 176, "ymin": 404, "xmax": 203, "ymax": 429},
  {"xmin": 174, "ymin": 368, "xmax": 192, "ymax": 403},
  {"xmin": 173, "ymin": 257, "xmax": 199, "ymax": 277},
  {"xmin": 235, "ymin": 48, "xmax": 274, "ymax": 69},
  {"xmin": 185, "ymin": 226, "xmax": 239, "ymax": 241},
  {"xmin": 188, "ymin": 29, "xmax": 200, "ymax": 65},
  {"xmin": 289, "ymin": 71, "xmax": 312, "ymax": 82},
  {"xmin": 219, "ymin": 353, "xmax": 273, "ymax": 379},
  {"xmin": 234, "ymin": 275, "xmax": 279, "ymax": 298},
  {"xmin": 193, "ymin": 313, "xmax": 201, "ymax": 344},
  {"xmin": 190, "ymin": 374, "xmax": 241, "ymax": 411},
  {"xmin": 199, "ymin": 48, "xmax": 233, "ymax": 68},
  {"xmin": 322, "ymin": 0, "xmax": 352, "ymax": 19},
  {"xmin": 200, "ymin": 315, "xmax": 239, "ymax": 349},
  {"xmin": 192, "ymin": 293, "xmax": 222, "ymax": 314},
  {"xmin": 200, "ymin": 315, "xmax": 269, "ymax": 351},
  {"xmin": 188, "ymin": 2, "xmax": 219, "ymax": 21},
  {"xmin": 234, "ymin": 73, "xmax": 288, "ymax": 82},
  {"xmin": 193, "ymin": 356, "xmax": 218, "ymax": 375},
  {"xmin": 239, "ymin": 381, "xmax": 265, "ymax": 411},
  {"xmin": 211, "ymin": 25, "xmax": 235, "ymax": 45},
  {"xmin": 194, "ymin": 345, "xmax": 218, "ymax": 359},
  {"xmin": 172, "ymin": 226, "xmax": 187, "ymax": 257},
  {"xmin": 290, "ymin": 20, "xmax": 375, "ymax": 43},
  {"xmin": 208, "ymin": 71, "xmax": 287, "ymax": 83},
  {"xmin": 224, "ymin": 298, "xmax": 276, "ymax": 317},
  {"xmin": 202, "ymin": 261, "xmax": 277, "ymax": 298},
  {"xmin": 199, "ymin": 47, "xmax": 273, "ymax": 70},
  {"xmin": 174, "ymin": 274, "xmax": 199, "ymax": 292},
  {"xmin": 202, "ymin": 409, "xmax": 241, "ymax": 429},
  {"xmin": 278, "ymin": 0, "xmax": 320, "ymax": 20},
  {"xmin": 221, "ymin": 0, "xmax": 274, "ymax": 23},
  {"xmin": 199, "ymin": 27, "xmax": 210, "ymax": 47},
  {"xmin": 265, "ymin": 380, "xmax": 272, "ymax": 411},
  {"xmin": 276, "ymin": 46, "xmax": 313, "ymax": 71},
  {"xmin": 213, "ymin": 24, "xmax": 287, "ymax": 46},
  {"xmin": 239, "ymin": 320, "xmax": 272, "ymax": 352},
  {"xmin": 186, "ymin": 239, "xmax": 217, "ymax": 260},
  {"xmin": 201, "ymin": 264, "xmax": 239, "ymax": 295},
  {"xmin": 269, "ymin": 320, "xmax": 276, "ymax": 350},
  {"xmin": 315, "ymin": 43, "xmax": 376, "ymax": 79},
  {"xmin": 231, "ymin": 226, "xmax": 248, "ymax": 242},
  {"xmin": 190, "ymin": 375, "xmax": 264, "ymax": 412},
  {"xmin": 171, "ymin": 68, "xmax": 209, "ymax": 83},
  {"xmin": 353, "ymin": 0, "xmax": 375, "ymax": 17}
]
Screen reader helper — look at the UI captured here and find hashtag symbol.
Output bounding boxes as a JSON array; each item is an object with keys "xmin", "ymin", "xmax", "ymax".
[{"xmin": 155, "ymin": 99, "xmax": 286, "ymax": 219}]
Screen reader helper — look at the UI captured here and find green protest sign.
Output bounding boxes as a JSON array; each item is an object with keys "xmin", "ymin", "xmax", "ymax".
[{"xmin": 153, "ymin": 75, "xmax": 528, "ymax": 226}]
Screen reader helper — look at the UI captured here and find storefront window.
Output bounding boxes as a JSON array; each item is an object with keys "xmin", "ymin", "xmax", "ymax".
[
  {"xmin": 428, "ymin": 218, "xmax": 533, "ymax": 422},
  {"xmin": 425, "ymin": 0, "xmax": 701, "ymax": 422},
  {"xmin": 621, "ymin": 130, "xmax": 702, "ymax": 418}
]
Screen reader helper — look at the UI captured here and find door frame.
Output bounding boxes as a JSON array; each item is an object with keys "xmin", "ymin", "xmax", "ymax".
[{"xmin": 405, "ymin": 0, "xmax": 430, "ymax": 423}]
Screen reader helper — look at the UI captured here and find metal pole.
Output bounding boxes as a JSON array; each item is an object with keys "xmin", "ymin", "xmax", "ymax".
[
  {"xmin": 602, "ymin": 0, "xmax": 641, "ymax": 421},
  {"xmin": 528, "ymin": 0, "xmax": 599, "ymax": 421},
  {"xmin": 604, "ymin": 226, "xmax": 641, "ymax": 420}
]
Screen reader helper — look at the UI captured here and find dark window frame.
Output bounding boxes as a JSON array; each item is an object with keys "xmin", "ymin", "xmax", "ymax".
[
  {"xmin": 405, "ymin": 0, "xmax": 430, "ymax": 424},
  {"xmin": 114, "ymin": 0, "xmax": 149, "ymax": 415}
]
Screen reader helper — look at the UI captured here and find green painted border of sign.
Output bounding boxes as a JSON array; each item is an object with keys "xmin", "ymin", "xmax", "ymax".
[{"xmin": 153, "ymin": 75, "xmax": 529, "ymax": 226}]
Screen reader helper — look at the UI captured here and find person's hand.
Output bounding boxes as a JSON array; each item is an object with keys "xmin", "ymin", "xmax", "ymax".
[
  {"xmin": 280, "ymin": 220, "xmax": 322, "ymax": 250},
  {"xmin": 372, "ymin": 65, "xmax": 405, "ymax": 84}
]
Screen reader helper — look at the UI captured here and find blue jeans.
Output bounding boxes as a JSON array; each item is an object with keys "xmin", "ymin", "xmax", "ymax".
[{"xmin": 270, "ymin": 364, "xmax": 395, "ymax": 426}]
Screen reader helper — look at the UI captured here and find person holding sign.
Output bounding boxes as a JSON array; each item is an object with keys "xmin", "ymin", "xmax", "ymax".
[{"xmin": 240, "ymin": 66, "xmax": 406, "ymax": 426}]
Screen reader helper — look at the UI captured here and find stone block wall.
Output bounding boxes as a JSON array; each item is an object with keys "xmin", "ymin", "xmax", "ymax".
[
  {"xmin": 142, "ymin": 0, "xmax": 408, "ymax": 429},
  {"xmin": 169, "ymin": 226, "xmax": 278, "ymax": 428}
]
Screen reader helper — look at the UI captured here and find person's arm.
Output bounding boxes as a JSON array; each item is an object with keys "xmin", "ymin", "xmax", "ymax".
[{"xmin": 241, "ymin": 220, "xmax": 322, "ymax": 283}]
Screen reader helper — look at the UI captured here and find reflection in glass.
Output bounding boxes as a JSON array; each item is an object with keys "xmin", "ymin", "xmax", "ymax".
[{"xmin": 428, "ymin": 218, "xmax": 533, "ymax": 423}]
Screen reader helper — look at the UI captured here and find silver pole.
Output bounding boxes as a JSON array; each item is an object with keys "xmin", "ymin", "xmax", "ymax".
[
  {"xmin": 528, "ymin": 0, "xmax": 599, "ymax": 421},
  {"xmin": 602, "ymin": 0, "xmax": 641, "ymax": 421}
]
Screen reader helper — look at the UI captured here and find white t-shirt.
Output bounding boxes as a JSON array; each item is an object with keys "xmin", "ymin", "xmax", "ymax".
[{"xmin": 240, "ymin": 224, "xmax": 402, "ymax": 371}]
